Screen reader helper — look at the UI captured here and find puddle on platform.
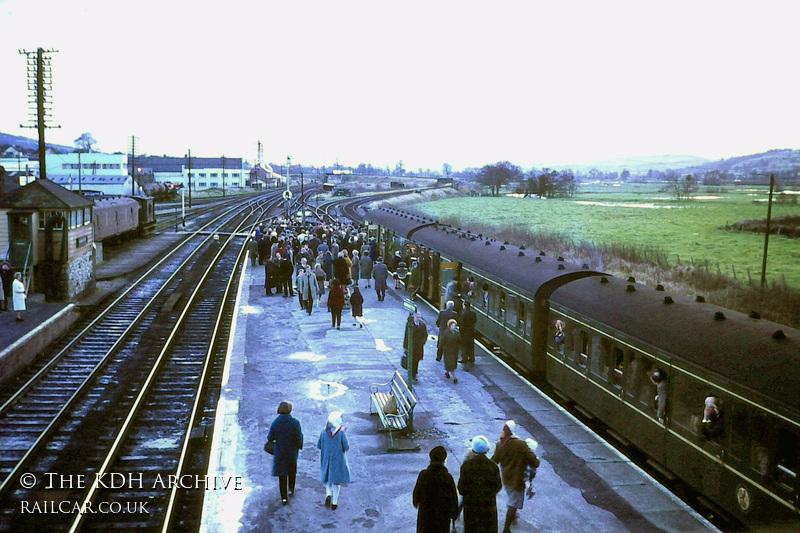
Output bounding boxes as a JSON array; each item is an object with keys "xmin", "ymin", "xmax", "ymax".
[
  {"xmin": 310, "ymin": 381, "xmax": 348, "ymax": 400},
  {"xmin": 374, "ymin": 339, "xmax": 392, "ymax": 352},
  {"xmin": 289, "ymin": 351, "xmax": 326, "ymax": 362}
]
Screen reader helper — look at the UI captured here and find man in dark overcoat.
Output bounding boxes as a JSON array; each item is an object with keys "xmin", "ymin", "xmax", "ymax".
[
  {"xmin": 372, "ymin": 257, "xmax": 389, "ymax": 301},
  {"xmin": 458, "ymin": 435, "xmax": 502, "ymax": 533},
  {"xmin": 403, "ymin": 311, "xmax": 428, "ymax": 380},
  {"xmin": 413, "ymin": 446, "xmax": 459, "ymax": 533},
  {"xmin": 460, "ymin": 301, "xmax": 478, "ymax": 364}
]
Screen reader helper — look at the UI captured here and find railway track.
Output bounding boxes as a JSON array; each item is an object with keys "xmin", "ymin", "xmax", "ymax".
[{"xmin": 0, "ymin": 193, "xmax": 284, "ymax": 532}]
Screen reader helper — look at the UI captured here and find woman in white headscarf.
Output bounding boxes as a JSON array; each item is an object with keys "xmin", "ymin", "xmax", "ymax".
[{"xmin": 317, "ymin": 411, "xmax": 351, "ymax": 510}]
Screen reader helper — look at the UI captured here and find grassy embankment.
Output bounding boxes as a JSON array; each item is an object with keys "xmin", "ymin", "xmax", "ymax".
[{"xmin": 378, "ymin": 184, "xmax": 800, "ymax": 328}]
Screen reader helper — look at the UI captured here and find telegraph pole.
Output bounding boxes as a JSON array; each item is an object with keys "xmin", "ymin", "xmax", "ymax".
[
  {"xmin": 760, "ymin": 174, "xmax": 775, "ymax": 291},
  {"xmin": 78, "ymin": 152, "xmax": 82, "ymax": 192},
  {"xmin": 19, "ymin": 48, "xmax": 60, "ymax": 179}
]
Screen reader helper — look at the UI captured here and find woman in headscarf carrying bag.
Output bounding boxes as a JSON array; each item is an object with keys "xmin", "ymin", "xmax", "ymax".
[{"xmin": 317, "ymin": 411, "xmax": 352, "ymax": 510}]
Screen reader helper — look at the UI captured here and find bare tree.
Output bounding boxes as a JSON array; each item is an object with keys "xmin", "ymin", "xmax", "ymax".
[
  {"xmin": 477, "ymin": 161, "xmax": 522, "ymax": 196},
  {"xmin": 663, "ymin": 171, "xmax": 698, "ymax": 201},
  {"xmin": 394, "ymin": 160, "xmax": 406, "ymax": 176},
  {"xmin": 74, "ymin": 132, "xmax": 97, "ymax": 153},
  {"xmin": 442, "ymin": 162, "xmax": 453, "ymax": 178}
]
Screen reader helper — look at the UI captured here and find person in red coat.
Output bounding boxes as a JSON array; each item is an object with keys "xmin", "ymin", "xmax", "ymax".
[{"xmin": 327, "ymin": 279, "xmax": 345, "ymax": 329}]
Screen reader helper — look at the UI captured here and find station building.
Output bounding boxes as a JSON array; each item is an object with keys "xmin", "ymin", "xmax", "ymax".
[{"xmin": 0, "ymin": 178, "xmax": 95, "ymax": 301}]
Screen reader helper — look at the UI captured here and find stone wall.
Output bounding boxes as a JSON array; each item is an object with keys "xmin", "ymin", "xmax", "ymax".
[{"xmin": 67, "ymin": 250, "xmax": 95, "ymax": 299}]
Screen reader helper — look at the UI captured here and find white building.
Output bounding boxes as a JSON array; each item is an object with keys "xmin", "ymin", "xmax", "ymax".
[{"xmin": 45, "ymin": 152, "xmax": 140, "ymax": 196}]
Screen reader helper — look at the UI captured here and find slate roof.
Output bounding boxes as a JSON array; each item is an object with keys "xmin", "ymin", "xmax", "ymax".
[
  {"xmin": 0, "ymin": 178, "xmax": 94, "ymax": 209},
  {"xmin": 136, "ymin": 156, "xmax": 244, "ymax": 172}
]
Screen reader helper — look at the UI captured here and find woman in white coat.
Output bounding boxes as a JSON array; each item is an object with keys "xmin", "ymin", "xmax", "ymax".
[{"xmin": 12, "ymin": 272, "xmax": 26, "ymax": 322}]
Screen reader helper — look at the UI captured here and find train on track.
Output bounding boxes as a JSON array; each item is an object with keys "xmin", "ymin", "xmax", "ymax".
[
  {"xmin": 92, "ymin": 195, "xmax": 156, "ymax": 243},
  {"xmin": 365, "ymin": 206, "xmax": 799, "ymax": 529}
]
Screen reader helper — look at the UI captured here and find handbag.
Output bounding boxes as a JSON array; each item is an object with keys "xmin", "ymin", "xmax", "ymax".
[
  {"xmin": 264, "ymin": 439, "xmax": 275, "ymax": 455},
  {"xmin": 400, "ymin": 354, "xmax": 408, "ymax": 369}
]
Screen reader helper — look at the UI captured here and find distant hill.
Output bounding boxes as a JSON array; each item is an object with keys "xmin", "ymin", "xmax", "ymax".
[
  {"xmin": 560, "ymin": 154, "xmax": 712, "ymax": 175},
  {"xmin": 1, "ymin": 132, "xmax": 73, "ymax": 154}
]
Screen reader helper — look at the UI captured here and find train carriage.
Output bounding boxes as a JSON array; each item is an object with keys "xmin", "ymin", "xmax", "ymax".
[{"xmin": 364, "ymin": 206, "xmax": 800, "ymax": 528}]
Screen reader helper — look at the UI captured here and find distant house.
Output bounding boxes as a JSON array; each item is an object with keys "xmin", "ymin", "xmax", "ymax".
[{"xmin": 137, "ymin": 155, "xmax": 248, "ymax": 192}]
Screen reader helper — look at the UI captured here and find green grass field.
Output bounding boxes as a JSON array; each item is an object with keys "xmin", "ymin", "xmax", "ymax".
[{"xmin": 416, "ymin": 183, "xmax": 800, "ymax": 290}]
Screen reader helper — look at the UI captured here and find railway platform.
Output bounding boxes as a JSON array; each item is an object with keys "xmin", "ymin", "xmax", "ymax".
[{"xmin": 201, "ymin": 256, "xmax": 719, "ymax": 533}]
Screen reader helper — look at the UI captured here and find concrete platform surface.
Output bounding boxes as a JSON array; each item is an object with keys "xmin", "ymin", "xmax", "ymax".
[{"xmin": 201, "ymin": 259, "xmax": 718, "ymax": 533}]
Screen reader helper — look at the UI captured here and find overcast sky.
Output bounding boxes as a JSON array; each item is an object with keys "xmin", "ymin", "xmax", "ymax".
[{"xmin": 2, "ymin": 0, "xmax": 798, "ymax": 171}]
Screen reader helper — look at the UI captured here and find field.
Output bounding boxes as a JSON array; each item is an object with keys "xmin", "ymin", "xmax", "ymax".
[{"xmin": 413, "ymin": 182, "xmax": 800, "ymax": 290}]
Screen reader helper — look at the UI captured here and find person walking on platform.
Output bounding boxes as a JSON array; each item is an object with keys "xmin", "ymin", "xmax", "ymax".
[
  {"xmin": 458, "ymin": 435, "xmax": 502, "ymax": 533},
  {"xmin": 372, "ymin": 257, "xmax": 389, "ymax": 301},
  {"xmin": 297, "ymin": 268, "xmax": 317, "ymax": 315},
  {"xmin": 436, "ymin": 301, "xmax": 459, "ymax": 361},
  {"xmin": 313, "ymin": 263, "xmax": 326, "ymax": 306},
  {"xmin": 279, "ymin": 254, "xmax": 294, "ymax": 297},
  {"xmin": 441, "ymin": 319, "xmax": 461, "ymax": 384},
  {"xmin": 403, "ymin": 311, "xmax": 427, "ymax": 381},
  {"xmin": 12, "ymin": 272, "xmax": 26, "ymax": 322},
  {"xmin": 317, "ymin": 411, "xmax": 351, "ymax": 510},
  {"xmin": 359, "ymin": 252, "xmax": 373, "ymax": 289},
  {"xmin": 332, "ymin": 251, "xmax": 350, "ymax": 287},
  {"xmin": 264, "ymin": 256, "xmax": 280, "ymax": 296},
  {"xmin": 492, "ymin": 421, "xmax": 540, "ymax": 533},
  {"xmin": 327, "ymin": 279, "xmax": 345, "ymax": 329},
  {"xmin": 350, "ymin": 286, "xmax": 364, "ymax": 327},
  {"xmin": 413, "ymin": 446, "xmax": 459, "ymax": 533},
  {"xmin": 460, "ymin": 301, "xmax": 478, "ymax": 365},
  {"xmin": 248, "ymin": 234, "xmax": 259, "ymax": 267},
  {"xmin": 266, "ymin": 401, "xmax": 303, "ymax": 506},
  {"xmin": 350, "ymin": 250, "xmax": 360, "ymax": 287}
]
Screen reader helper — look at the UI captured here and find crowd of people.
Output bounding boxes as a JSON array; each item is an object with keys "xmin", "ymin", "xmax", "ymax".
[
  {"xmin": 256, "ymin": 218, "xmax": 543, "ymax": 532},
  {"xmin": 266, "ymin": 398, "xmax": 540, "ymax": 533},
  {"xmin": 248, "ymin": 217, "xmax": 391, "ymax": 329}
]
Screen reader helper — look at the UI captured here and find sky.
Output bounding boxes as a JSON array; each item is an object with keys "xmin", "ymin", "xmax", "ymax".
[{"xmin": 2, "ymin": 0, "xmax": 799, "ymax": 172}]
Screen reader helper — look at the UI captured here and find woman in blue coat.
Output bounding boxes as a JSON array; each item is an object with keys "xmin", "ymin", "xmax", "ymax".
[
  {"xmin": 267, "ymin": 401, "xmax": 304, "ymax": 505},
  {"xmin": 317, "ymin": 411, "xmax": 351, "ymax": 510}
]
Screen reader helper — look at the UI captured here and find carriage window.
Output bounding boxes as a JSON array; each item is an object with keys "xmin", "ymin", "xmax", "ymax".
[
  {"xmin": 499, "ymin": 292, "xmax": 506, "ymax": 321},
  {"xmin": 479, "ymin": 281, "xmax": 489, "ymax": 310},
  {"xmin": 670, "ymin": 373, "xmax": 705, "ymax": 436},
  {"xmin": 775, "ymin": 429, "xmax": 798, "ymax": 496},
  {"xmin": 589, "ymin": 336, "xmax": 611, "ymax": 381},
  {"xmin": 505, "ymin": 294, "xmax": 517, "ymax": 328},
  {"xmin": 625, "ymin": 353, "xmax": 655, "ymax": 412},
  {"xmin": 611, "ymin": 348, "xmax": 624, "ymax": 389},
  {"xmin": 525, "ymin": 310, "xmax": 533, "ymax": 340},
  {"xmin": 578, "ymin": 331, "xmax": 589, "ymax": 368},
  {"xmin": 517, "ymin": 301, "xmax": 525, "ymax": 332},
  {"xmin": 729, "ymin": 409, "xmax": 770, "ymax": 478}
]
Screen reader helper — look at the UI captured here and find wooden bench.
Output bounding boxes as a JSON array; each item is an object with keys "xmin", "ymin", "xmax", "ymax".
[{"xmin": 369, "ymin": 371, "xmax": 420, "ymax": 451}]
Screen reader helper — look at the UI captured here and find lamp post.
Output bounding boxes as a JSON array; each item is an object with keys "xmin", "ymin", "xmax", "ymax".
[{"xmin": 221, "ymin": 155, "xmax": 226, "ymax": 198}]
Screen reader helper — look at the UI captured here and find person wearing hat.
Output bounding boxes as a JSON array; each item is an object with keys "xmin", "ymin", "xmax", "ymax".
[
  {"xmin": 266, "ymin": 401, "xmax": 304, "ymax": 506},
  {"xmin": 413, "ymin": 446, "xmax": 459, "ymax": 533},
  {"xmin": 491, "ymin": 421, "xmax": 540, "ymax": 533},
  {"xmin": 458, "ymin": 435, "xmax": 502, "ymax": 533}
]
